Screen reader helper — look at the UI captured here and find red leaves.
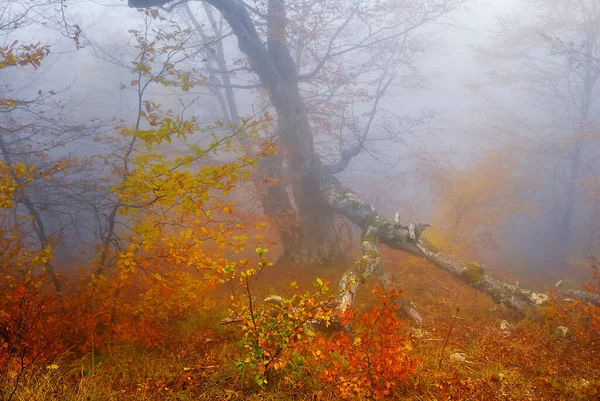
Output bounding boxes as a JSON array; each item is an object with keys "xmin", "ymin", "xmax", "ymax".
[
  {"xmin": 0, "ymin": 281, "xmax": 63, "ymax": 392},
  {"xmin": 314, "ymin": 287, "xmax": 419, "ymax": 399},
  {"xmin": 546, "ymin": 258, "xmax": 600, "ymax": 346}
]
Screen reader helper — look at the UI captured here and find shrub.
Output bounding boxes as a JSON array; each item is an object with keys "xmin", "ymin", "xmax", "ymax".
[{"xmin": 314, "ymin": 287, "xmax": 419, "ymax": 399}]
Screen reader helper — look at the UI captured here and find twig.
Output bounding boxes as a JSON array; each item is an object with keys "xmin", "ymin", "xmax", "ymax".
[{"xmin": 438, "ymin": 306, "xmax": 461, "ymax": 368}]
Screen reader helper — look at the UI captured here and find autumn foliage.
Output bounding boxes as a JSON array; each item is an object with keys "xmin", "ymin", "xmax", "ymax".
[
  {"xmin": 421, "ymin": 149, "xmax": 535, "ymax": 260},
  {"xmin": 0, "ymin": 9, "xmax": 272, "ymax": 398},
  {"xmin": 313, "ymin": 288, "xmax": 419, "ymax": 399},
  {"xmin": 545, "ymin": 257, "xmax": 600, "ymax": 345}
]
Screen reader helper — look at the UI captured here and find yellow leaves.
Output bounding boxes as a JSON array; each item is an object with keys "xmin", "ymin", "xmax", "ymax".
[
  {"xmin": 3, "ymin": 51, "xmax": 16, "ymax": 66},
  {"xmin": 0, "ymin": 41, "xmax": 49, "ymax": 71},
  {"xmin": 14, "ymin": 162, "xmax": 27, "ymax": 178},
  {"xmin": 31, "ymin": 246, "xmax": 53, "ymax": 267},
  {"xmin": 179, "ymin": 75, "xmax": 194, "ymax": 92},
  {"xmin": 0, "ymin": 17, "xmax": 283, "ymax": 362},
  {"xmin": 424, "ymin": 149, "xmax": 535, "ymax": 258},
  {"xmin": 240, "ymin": 268, "xmax": 257, "ymax": 279},
  {"xmin": 117, "ymin": 249, "xmax": 139, "ymax": 276},
  {"xmin": 131, "ymin": 60, "xmax": 151, "ymax": 74},
  {"xmin": 0, "ymin": 163, "xmax": 18, "ymax": 210},
  {"xmin": 0, "ymin": 99, "xmax": 18, "ymax": 110}
]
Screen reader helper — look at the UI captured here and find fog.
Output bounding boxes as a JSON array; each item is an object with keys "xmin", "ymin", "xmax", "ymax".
[{"xmin": 2, "ymin": 0, "xmax": 599, "ymax": 287}]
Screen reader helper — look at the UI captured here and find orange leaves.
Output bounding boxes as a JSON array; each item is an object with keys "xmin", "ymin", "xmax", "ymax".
[
  {"xmin": 0, "ymin": 280, "xmax": 64, "ymax": 394},
  {"xmin": 314, "ymin": 288, "xmax": 418, "ymax": 399},
  {"xmin": 0, "ymin": 8, "xmax": 282, "ymax": 397},
  {"xmin": 545, "ymin": 257, "xmax": 600, "ymax": 346}
]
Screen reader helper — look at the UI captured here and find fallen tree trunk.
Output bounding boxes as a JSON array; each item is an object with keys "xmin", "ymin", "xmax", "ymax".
[
  {"xmin": 319, "ymin": 174, "xmax": 600, "ymax": 321},
  {"xmin": 335, "ymin": 226, "xmax": 425, "ymax": 324}
]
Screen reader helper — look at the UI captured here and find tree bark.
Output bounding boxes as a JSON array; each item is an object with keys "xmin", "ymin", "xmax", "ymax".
[
  {"xmin": 138, "ymin": 0, "xmax": 347, "ymax": 264},
  {"xmin": 202, "ymin": 0, "xmax": 345, "ymax": 264}
]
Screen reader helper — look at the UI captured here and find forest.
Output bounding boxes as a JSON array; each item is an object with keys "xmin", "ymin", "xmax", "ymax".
[{"xmin": 1, "ymin": 0, "xmax": 600, "ymax": 399}]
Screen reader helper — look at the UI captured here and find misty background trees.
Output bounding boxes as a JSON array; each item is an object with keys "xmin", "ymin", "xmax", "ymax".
[{"xmin": 473, "ymin": 0, "xmax": 600, "ymax": 272}]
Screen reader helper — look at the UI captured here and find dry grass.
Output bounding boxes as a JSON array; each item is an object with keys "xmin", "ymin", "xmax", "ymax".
[{"xmin": 5, "ymin": 252, "xmax": 600, "ymax": 401}]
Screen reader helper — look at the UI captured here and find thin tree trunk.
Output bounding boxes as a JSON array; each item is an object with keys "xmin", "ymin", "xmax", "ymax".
[
  {"xmin": 560, "ymin": 143, "xmax": 582, "ymax": 255},
  {"xmin": 560, "ymin": 40, "xmax": 596, "ymax": 260},
  {"xmin": 588, "ymin": 197, "xmax": 600, "ymax": 253},
  {"xmin": 0, "ymin": 134, "xmax": 61, "ymax": 292}
]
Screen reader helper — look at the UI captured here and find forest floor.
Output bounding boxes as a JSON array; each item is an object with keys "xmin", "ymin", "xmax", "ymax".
[{"xmin": 8, "ymin": 249, "xmax": 600, "ymax": 401}]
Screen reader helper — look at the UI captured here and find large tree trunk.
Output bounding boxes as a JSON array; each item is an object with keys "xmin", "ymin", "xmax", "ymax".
[
  {"xmin": 285, "ymin": 168, "xmax": 344, "ymax": 265},
  {"xmin": 205, "ymin": 0, "xmax": 345, "ymax": 265},
  {"xmin": 180, "ymin": 0, "xmax": 345, "ymax": 264},
  {"xmin": 273, "ymin": 100, "xmax": 345, "ymax": 264}
]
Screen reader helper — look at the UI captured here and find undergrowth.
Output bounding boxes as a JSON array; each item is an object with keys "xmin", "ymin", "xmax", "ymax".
[{"xmin": 3, "ymin": 251, "xmax": 600, "ymax": 400}]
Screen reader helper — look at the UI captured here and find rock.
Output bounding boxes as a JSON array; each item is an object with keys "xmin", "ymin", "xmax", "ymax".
[
  {"xmin": 449, "ymin": 352, "xmax": 466, "ymax": 363},
  {"xmin": 499, "ymin": 320, "xmax": 511, "ymax": 335},
  {"xmin": 409, "ymin": 328, "xmax": 432, "ymax": 339},
  {"xmin": 556, "ymin": 326, "xmax": 570, "ymax": 338},
  {"xmin": 529, "ymin": 292, "xmax": 549, "ymax": 305},
  {"xmin": 449, "ymin": 352, "xmax": 474, "ymax": 365},
  {"xmin": 264, "ymin": 295, "xmax": 286, "ymax": 305}
]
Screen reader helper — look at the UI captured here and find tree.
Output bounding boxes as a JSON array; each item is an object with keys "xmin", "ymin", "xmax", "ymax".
[
  {"xmin": 473, "ymin": 0, "xmax": 600, "ymax": 266},
  {"xmin": 128, "ymin": 0, "xmax": 462, "ymax": 266},
  {"xmin": 0, "ymin": 0, "xmax": 103, "ymax": 292},
  {"xmin": 1, "ymin": 8, "xmax": 276, "ymax": 362},
  {"xmin": 83, "ymin": 10, "xmax": 276, "ymax": 338},
  {"xmin": 420, "ymin": 149, "xmax": 535, "ymax": 262}
]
